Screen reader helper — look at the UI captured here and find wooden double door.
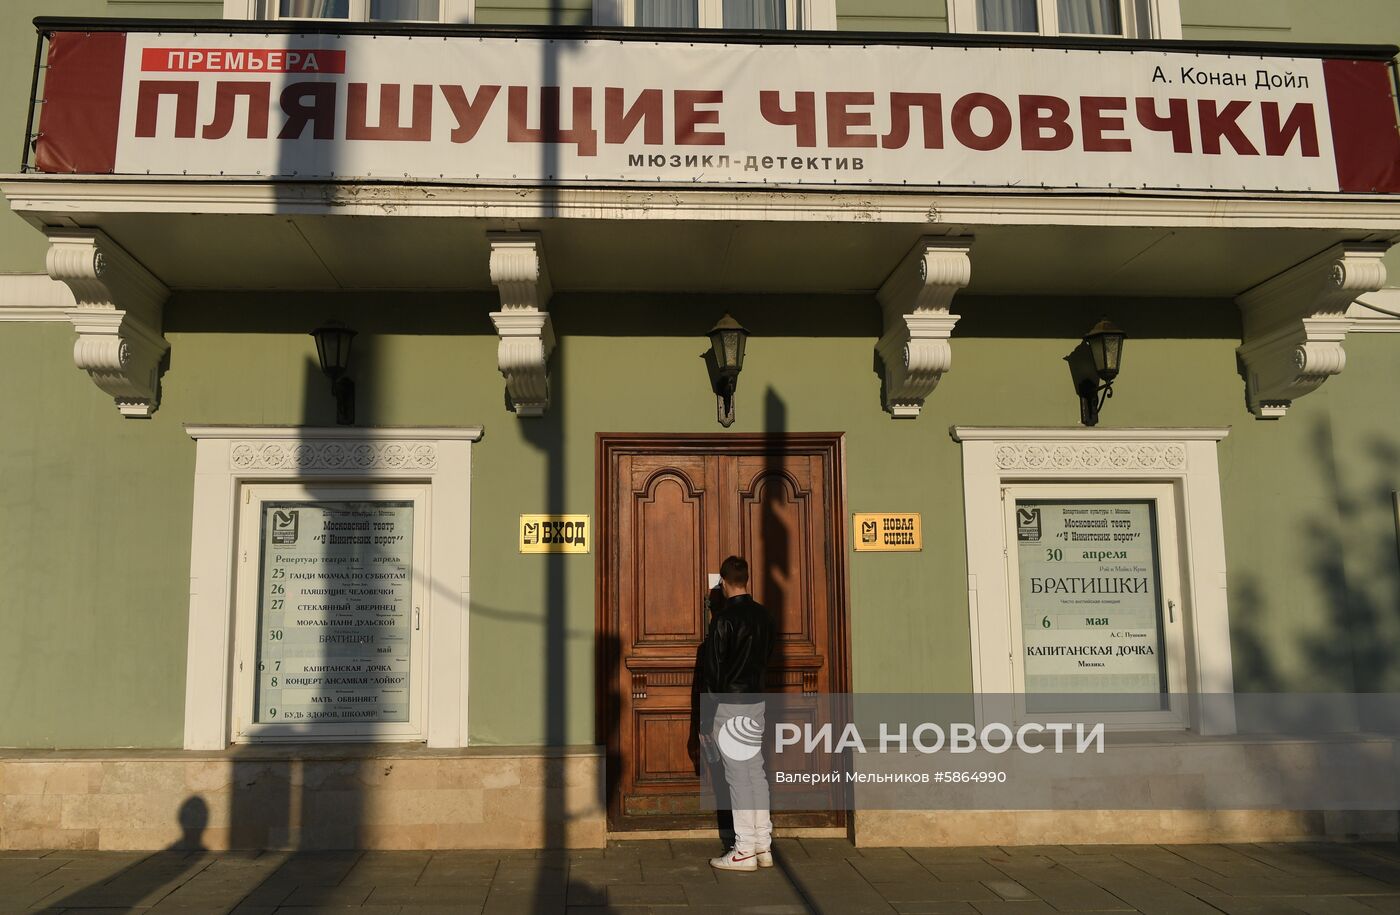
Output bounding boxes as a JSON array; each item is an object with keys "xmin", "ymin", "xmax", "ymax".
[{"xmin": 597, "ymin": 434, "xmax": 850, "ymax": 831}]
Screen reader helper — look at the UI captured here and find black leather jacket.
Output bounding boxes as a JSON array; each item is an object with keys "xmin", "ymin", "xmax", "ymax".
[{"xmin": 700, "ymin": 594, "xmax": 775, "ymax": 694}]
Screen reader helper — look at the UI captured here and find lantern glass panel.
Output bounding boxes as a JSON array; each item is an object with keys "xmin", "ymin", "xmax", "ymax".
[
  {"xmin": 1100, "ymin": 332, "xmax": 1124, "ymax": 376},
  {"xmin": 313, "ymin": 326, "xmax": 355, "ymax": 376}
]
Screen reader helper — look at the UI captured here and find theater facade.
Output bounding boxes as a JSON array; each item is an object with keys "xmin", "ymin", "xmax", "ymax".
[{"xmin": 1, "ymin": 0, "xmax": 1399, "ymax": 850}]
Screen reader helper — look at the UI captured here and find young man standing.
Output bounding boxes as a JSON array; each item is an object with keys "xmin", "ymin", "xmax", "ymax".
[{"xmin": 700, "ymin": 555, "xmax": 776, "ymax": 872}]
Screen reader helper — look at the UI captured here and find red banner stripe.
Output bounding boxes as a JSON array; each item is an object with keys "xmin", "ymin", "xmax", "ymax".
[
  {"xmin": 1323, "ymin": 58, "xmax": 1400, "ymax": 193},
  {"xmin": 34, "ymin": 32, "xmax": 127, "ymax": 174},
  {"xmin": 140, "ymin": 47, "xmax": 347, "ymax": 74}
]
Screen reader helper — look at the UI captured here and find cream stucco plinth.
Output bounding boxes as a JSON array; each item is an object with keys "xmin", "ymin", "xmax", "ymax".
[
  {"xmin": 0, "ymin": 746, "xmax": 604, "ymax": 851},
  {"xmin": 855, "ymin": 809, "xmax": 1398, "ymax": 846},
  {"xmin": 852, "ymin": 735, "xmax": 1400, "ymax": 846}
]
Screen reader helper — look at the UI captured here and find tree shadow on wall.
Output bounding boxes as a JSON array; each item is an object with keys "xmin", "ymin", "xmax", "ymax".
[{"xmin": 1228, "ymin": 418, "xmax": 1400, "ymax": 698}]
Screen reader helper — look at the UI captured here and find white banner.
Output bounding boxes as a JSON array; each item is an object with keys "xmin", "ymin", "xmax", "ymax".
[{"xmin": 102, "ymin": 32, "xmax": 1347, "ymax": 192}]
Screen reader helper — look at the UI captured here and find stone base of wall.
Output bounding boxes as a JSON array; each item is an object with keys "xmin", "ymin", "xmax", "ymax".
[
  {"xmin": 854, "ymin": 809, "xmax": 1400, "ymax": 847},
  {"xmin": 0, "ymin": 745, "xmax": 605, "ymax": 851},
  {"xmin": 853, "ymin": 734, "xmax": 1400, "ymax": 846}
]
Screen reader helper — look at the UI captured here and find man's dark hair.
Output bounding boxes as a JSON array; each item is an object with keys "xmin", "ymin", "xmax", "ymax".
[{"xmin": 719, "ymin": 555, "xmax": 749, "ymax": 586}]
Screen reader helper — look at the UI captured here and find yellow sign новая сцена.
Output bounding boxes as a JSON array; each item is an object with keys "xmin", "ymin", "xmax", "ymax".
[{"xmin": 852, "ymin": 513, "xmax": 922, "ymax": 552}]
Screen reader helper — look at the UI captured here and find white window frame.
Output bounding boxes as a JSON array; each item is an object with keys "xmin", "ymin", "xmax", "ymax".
[
  {"xmin": 951, "ymin": 427, "xmax": 1235, "ymax": 736},
  {"xmin": 222, "ymin": 0, "xmax": 476, "ymax": 23},
  {"xmin": 183, "ymin": 426, "xmax": 481, "ymax": 750},
  {"xmin": 594, "ymin": 0, "xmax": 837, "ymax": 30},
  {"xmin": 1002, "ymin": 482, "xmax": 1189, "ymax": 730},
  {"xmin": 233, "ymin": 482, "xmax": 431, "ymax": 743},
  {"xmin": 947, "ymin": 0, "xmax": 1183, "ymax": 39}
]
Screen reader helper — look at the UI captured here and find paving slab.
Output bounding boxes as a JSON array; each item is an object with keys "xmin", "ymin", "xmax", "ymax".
[
  {"xmin": 852, "ymin": 856, "xmax": 942, "ymax": 883},
  {"xmin": 278, "ymin": 884, "xmax": 375, "ymax": 906},
  {"xmin": 1166, "ymin": 845, "xmax": 1287, "ymax": 878},
  {"xmin": 365, "ymin": 883, "xmax": 492, "ymax": 906},
  {"xmin": 0, "ymin": 839, "xmax": 1395, "ymax": 914},
  {"xmin": 871, "ymin": 879, "xmax": 1000, "ymax": 902},
  {"xmin": 1064, "ymin": 861, "xmax": 1227, "ymax": 915},
  {"xmin": 971, "ymin": 903, "xmax": 1082, "ymax": 915},
  {"xmin": 608, "ymin": 881, "xmax": 688, "ymax": 905},
  {"xmin": 1015, "ymin": 875, "xmax": 1135, "ymax": 910},
  {"xmin": 800, "ymin": 838, "xmax": 862, "ymax": 858},
  {"xmin": 638, "ymin": 857, "xmax": 717, "ymax": 885},
  {"xmin": 889, "ymin": 903, "xmax": 978, "ymax": 915},
  {"xmin": 917, "ymin": 862, "xmax": 1009, "ymax": 883}
]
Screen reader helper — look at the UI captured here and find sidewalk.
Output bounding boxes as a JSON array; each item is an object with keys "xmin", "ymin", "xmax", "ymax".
[{"xmin": 3, "ymin": 838, "xmax": 1399, "ymax": 914}]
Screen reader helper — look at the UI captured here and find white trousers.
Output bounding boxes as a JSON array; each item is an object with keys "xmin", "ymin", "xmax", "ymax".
[{"xmin": 712, "ymin": 700, "xmax": 772, "ymax": 853}]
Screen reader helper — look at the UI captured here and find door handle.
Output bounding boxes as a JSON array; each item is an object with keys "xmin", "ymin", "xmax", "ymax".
[{"xmin": 1168, "ymin": 600, "xmax": 1176, "ymax": 623}]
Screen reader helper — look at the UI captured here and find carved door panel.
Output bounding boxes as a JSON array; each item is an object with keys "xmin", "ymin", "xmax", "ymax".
[
  {"xmin": 612, "ymin": 452, "xmax": 720, "ymax": 822},
  {"xmin": 600, "ymin": 436, "xmax": 848, "ymax": 832},
  {"xmin": 729, "ymin": 454, "xmax": 831, "ymax": 698}
]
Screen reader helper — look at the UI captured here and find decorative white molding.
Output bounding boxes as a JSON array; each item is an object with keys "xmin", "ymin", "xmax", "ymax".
[
  {"xmin": 8, "ymin": 180, "xmax": 1400, "ymax": 234},
  {"xmin": 992, "ymin": 441, "xmax": 1186, "ymax": 471},
  {"xmin": 952, "ymin": 426, "xmax": 1231, "ymax": 442},
  {"xmin": 488, "ymin": 233, "xmax": 555, "ymax": 417},
  {"xmin": 875, "ymin": 237, "xmax": 972, "ymax": 418},
  {"xmin": 0, "ymin": 274, "xmax": 76, "ymax": 321},
  {"xmin": 952, "ymin": 427, "xmax": 1236, "ymax": 736},
  {"xmin": 182, "ymin": 426, "xmax": 482, "ymax": 750},
  {"xmin": 1350, "ymin": 291, "xmax": 1400, "ymax": 333},
  {"xmin": 185, "ymin": 425, "xmax": 483, "ymax": 440},
  {"xmin": 1235, "ymin": 242, "xmax": 1390, "ymax": 419},
  {"xmin": 45, "ymin": 229, "xmax": 170, "ymax": 418},
  {"xmin": 230, "ymin": 440, "xmax": 439, "ymax": 471}
]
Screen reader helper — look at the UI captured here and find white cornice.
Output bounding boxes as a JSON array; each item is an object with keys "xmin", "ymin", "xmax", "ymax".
[
  {"xmin": 185, "ymin": 425, "xmax": 484, "ymax": 440},
  {"xmin": 5, "ymin": 178, "xmax": 1400, "ymax": 231},
  {"xmin": 1350, "ymin": 291, "xmax": 1400, "ymax": 332},
  {"xmin": 0, "ymin": 274, "xmax": 76, "ymax": 321},
  {"xmin": 950, "ymin": 427, "xmax": 1231, "ymax": 442}
]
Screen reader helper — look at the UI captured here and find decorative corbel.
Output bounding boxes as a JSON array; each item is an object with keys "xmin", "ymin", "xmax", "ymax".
[
  {"xmin": 875, "ymin": 236, "xmax": 973, "ymax": 418},
  {"xmin": 1235, "ymin": 242, "xmax": 1390, "ymax": 419},
  {"xmin": 46, "ymin": 229, "xmax": 170, "ymax": 418},
  {"xmin": 488, "ymin": 232, "xmax": 554, "ymax": 417}
]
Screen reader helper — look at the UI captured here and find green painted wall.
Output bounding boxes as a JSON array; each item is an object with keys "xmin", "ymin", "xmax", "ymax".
[
  {"xmin": 475, "ymin": 0, "xmax": 591, "ymax": 27},
  {"xmin": 1180, "ymin": 0, "xmax": 1400, "ymax": 44},
  {"xmin": 0, "ymin": 2, "xmax": 1399, "ymax": 748},
  {"xmin": 1318, "ymin": 333, "xmax": 1400, "ymax": 693},
  {"xmin": 107, "ymin": 1, "xmax": 223, "ymax": 17},
  {"xmin": 837, "ymin": 0, "xmax": 947, "ymax": 33},
  {"xmin": 2, "ymin": 290, "xmax": 1397, "ymax": 747}
]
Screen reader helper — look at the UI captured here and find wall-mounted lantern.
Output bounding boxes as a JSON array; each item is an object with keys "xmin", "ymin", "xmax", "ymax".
[
  {"xmin": 707, "ymin": 313, "xmax": 749, "ymax": 428},
  {"xmin": 311, "ymin": 321, "xmax": 357, "ymax": 426},
  {"xmin": 1065, "ymin": 317, "xmax": 1126, "ymax": 427}
]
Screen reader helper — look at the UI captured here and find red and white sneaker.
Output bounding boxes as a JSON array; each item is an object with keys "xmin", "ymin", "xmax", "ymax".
[
  {"xmin": 756, "ymin": 848, "xmax": 774, "ymax": 868},
  {"xmin": 709, "ymin": 848, "xmax": 760, "ymax": 871}
]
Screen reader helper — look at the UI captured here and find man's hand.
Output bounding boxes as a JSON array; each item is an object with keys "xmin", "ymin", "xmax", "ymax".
[{"xmin": 687, "ymin": 731, "xmax": 701, "ymax": 775}]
